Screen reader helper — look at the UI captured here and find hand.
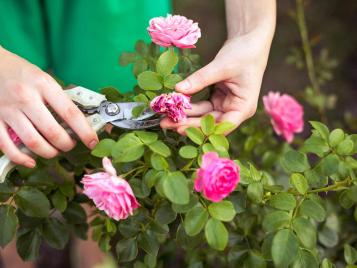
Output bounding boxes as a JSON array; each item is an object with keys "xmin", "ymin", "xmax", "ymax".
[
  {"xmin": 160, "ymin": 28, "xmax": 274, "ymax": 135},
  {"xmin": 0, "ymin": 47, "xmax": 98, "ymax": 168}
]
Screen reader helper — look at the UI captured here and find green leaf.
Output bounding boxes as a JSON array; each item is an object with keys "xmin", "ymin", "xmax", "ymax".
[
  {"xmin": 0, "ymin": 205, "xmax": 18, "ymax": 247},
  {"xmin": 281, "ymin": 150, "xmax": 310, "ymax": 173},
  {"xmin": 269, "ymin": 193, "xmax": 296, "ymax": 211},
  {"xmin": 345, "ymin": 244, "xmax": 357, "ymax": 265},
  {"xmin": 202, "ymin": 143, "xmax": 216, "ymax": 154},
  {"xmin": 172, "ymin": 194, "xmax": 198, "ymax": 213},
  {"xmin": 320, "ymin": 154, "xmax": 339, "ymax": 176},
  {"xmin": 92, "ymin": 139, "xmax": 116, "ymax": 157},
  {"xmin": 301, "ymin": 136, "xmax": 329, "ymax": 157},
  {"xmin": 130, "ymin": 178, "xmax": 150, "ymax": 198},
  {"xmin": 51, "ymin": 191, "xmax": 67, "ymax": 213},
  {"xmin": 137, "ymin": 71, "xmax": 163, "ymax": 91},
  {"xmin": 156, "ymin": 49, "xmax": 179, "ymax": 76},
  {"xmin": 247, "ymin": 182, "xmax": 264, "ymax": 204},
  {"xmin": 135, "ymin": 131, "xmax": 158, "ymax": 144},
  {"xmin": 250, "ymin": 163, "xmax": 262, "ymax": 182},
  {"xmin": 112, "ymin": 134, "xmax": 145, "ymax": 162},
  {"xmin": 208, "ymin": 134, "xmax": 229, "ymax": 151},
  {"xmin": 329, "ymin": 128, "xmax": 344, "ymax": 147},
  {"xmin": 245, "ymin": 250, "xmax": 267, "ymax": 268},
  {"xmin": 138, "ymin": 231, "xmax": 159, "ymax": 256},
  {"xmin": 148, "ymin": 140, "xmax": 171, "ymax": 157},
  {"xmin": 262, "ymin": 211, "xmax": 291, "ymax": 232},
  {"xmin": 184, "ymin": 205, "xmax": 209, "ymax": 236},
  {"xmin": 63, "ymin": 202, "xmax": 87, "ymax": 224},
  {"xmin": 42, "ymin": 218, "xmax": 69, "ymax": 249},
  {"xmin": 201, "ymin": 114, "xmax": 215, "ymax": 136},
  {"xmin": 292, "ymin": 217, "xmax": 317, "ymax": 249},
  {"xmin": 163, "ymin": 171, "xmax": 189, "ymax": 205},
  {"xmin": 116, "ymin": 238, "xmax": 138, "ymax": 263},
  {"xmin": 290, "ymin": 173, "xmax": 309, "ymax": 194},
  {"xmin": 204, "ymin": 218, "xmax": 228, "ymax": 251},
  {"xmin": 135, "ymin": 40, "xmax": 149, "ymax": 54},
  {"xmin": 164, "ymin": 74, "xmax": 182, "ymax": 89},
  {"xmin": 100, "ymin": 87, "xmax": 122, "ymax": 102},
  {"xmin": 310, "ymin": 121, "xmax": 329, "ymax": 141},
  {"xmin": 132, "ymin": 105, "xmax": 146, "ymax": 118},
  {"xmin": 155, "ymin": 202, "xmax": 177, "ymax": 225},
  {"xmin": 179, "ymin": 145, "xmax": 198, "ymax": 159},
  {"xmin": 300, "ymin": 199, "xmax": 326, "ymax": 222},
  {"xmin": 14, "ymin": 187, "xmax": 50, "ymax": 218},
  {"xmin": 16, "ymin": 229, "xmax": 41, "ymax": 261},
  {"xmin": 292, "ymin": 249, "xmax": 318, "ymax": 268},
  {"xmin": 214, "ymin": 121, "xmax": 236, "ymax": 134},
  {"xmin": 99, "ymin": 234, "xmax": 111, "ymax": 252},
  {"xmin": 208, "ymin": 201, "xmax": 236, "ymax": 222},
  {"xmin": 321, "ymin": 258, "xmax": 336, "ymax": 268},
  {"xmin": 272, "ymin": 229, "xmax": 299, "ymax": 267},
  {"xmin": 337, "ymin": 139, "xmax": 354, "ymax": 155},
  {"xmin": 186, "ymin": 127, "xmax": 205, "ymax": 145},
  {"xmin": 150, "ymin": 153, "xmax": 169, "ymax": 171}
]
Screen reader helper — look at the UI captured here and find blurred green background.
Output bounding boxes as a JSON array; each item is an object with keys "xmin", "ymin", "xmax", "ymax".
[{"xmin": 173, "ymin": 0, "xmax": 357, "ymax": 116}]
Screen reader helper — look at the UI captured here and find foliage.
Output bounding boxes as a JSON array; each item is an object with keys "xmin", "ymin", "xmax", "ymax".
[{"xmin": 0, "ymin": 3, "xmax": 357, "ymax": 268}]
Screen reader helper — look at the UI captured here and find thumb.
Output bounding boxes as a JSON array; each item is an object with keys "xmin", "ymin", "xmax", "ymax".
[{"xmin": 175, "ymin": 60, "xmax": 224, "ymax": 95}]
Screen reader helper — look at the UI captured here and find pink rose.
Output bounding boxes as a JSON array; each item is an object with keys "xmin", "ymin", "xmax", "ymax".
[
  {"xmin": 81, "ymin": 157, "xmax": 139, "ymax": 221},
  {"xmin": 8, "ymin": 127, "xmax": 22, "ymax": 146},
  {"xmin": 194, "ymin": 152, "xmax": 240, "ymax": 202},
  {"xmin": 147, "ymin": 14, "xmax": 201, "ymax": 49},
  {"xmin": 263, "ymin": 91, "xmax": 304, "ymax": 143},
  {"xmin": 150, "ymin": 92, "xmax": 192, "ymax": 123}
]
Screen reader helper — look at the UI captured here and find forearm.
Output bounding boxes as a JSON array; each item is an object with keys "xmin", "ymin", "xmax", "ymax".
[{"xmin": 225, "ymin": 0, "xmax": 276, "ymax": 38}]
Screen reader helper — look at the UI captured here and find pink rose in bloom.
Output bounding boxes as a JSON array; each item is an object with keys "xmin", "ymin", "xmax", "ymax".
[
  {"xmin": 263, "ymin": 91, "xmax": 304, "ymax": 143},
  {"xmin": 194, "ymin": 152, "xmax": 240, "ymax": 202},
  {"xmin": 8, "ymin": 127, "xmax": 22, "ymax": 146},
  {"xmin": 81, "ymin": 157, "xmax": 139, "ymax": 221},
  {"xmin": 150, "ymin": 92, "xmax": 192, "ymax": 123},
  {"xmin": 148, "ymin": 14, "xmax": 201, "ymax": 48}
]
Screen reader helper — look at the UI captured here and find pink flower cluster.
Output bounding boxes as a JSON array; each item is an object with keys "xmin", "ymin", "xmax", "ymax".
[
  {"xmin": 263, "ymin": 91, "xmax": 304, "ymax": 143},
  {"xmin": 148, "ymin": 14, "xmax": 201, "ymax": 48},
  {"xmin": 81, "ymin": 157, "xmax": 139, "ymax": 221},
  {"xmin": 150, "ymin": 92, "xmax": 192, "ymax": 123},
  {"xmin": 194, "ymin": 152, "xmax": 240, "ymax": 202}
]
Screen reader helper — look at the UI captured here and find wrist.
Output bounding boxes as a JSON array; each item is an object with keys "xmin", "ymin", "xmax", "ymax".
[{"xmin": 225, "ymin": 0, "xmax": 276, "ymax": 39}]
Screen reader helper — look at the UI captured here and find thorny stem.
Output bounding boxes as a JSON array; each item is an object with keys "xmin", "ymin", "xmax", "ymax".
[
  {"xmin": 307, "ymin": 177, "xmax": 352, "ymax": 194},
  {"xmin": 296, "ymin": 0, "xmax": 320, "ymax": 94},
  {"xmin": 296, "ymin": 0, "xmax": 328, "ymax": 123}
]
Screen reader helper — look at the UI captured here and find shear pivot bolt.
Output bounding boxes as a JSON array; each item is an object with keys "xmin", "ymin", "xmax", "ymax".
[{"xmin": 105, "ymin": 103, "xmax": 120, "ymax": 116}]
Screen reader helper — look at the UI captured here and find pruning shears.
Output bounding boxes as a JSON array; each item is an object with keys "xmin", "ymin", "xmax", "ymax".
[{"xmin": 0, "ymin": 86, "xmax": 161, "ymax": 182}]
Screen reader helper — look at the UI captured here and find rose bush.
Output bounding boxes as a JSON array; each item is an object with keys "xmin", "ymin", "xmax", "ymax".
[{"xmin": 0, "ymin": 11, "xmax": 357, "ymax": 268}]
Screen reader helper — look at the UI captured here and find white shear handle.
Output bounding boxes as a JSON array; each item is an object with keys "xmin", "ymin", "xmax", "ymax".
[{"xmin": 0, "ymin": 114, "xmax": 106, "ymax": 183}]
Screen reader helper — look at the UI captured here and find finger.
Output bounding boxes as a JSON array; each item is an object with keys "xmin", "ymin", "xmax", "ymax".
[
  {"xmin": 4, "ymin": 111, "xmax": 58, "ymax": 159},
  {"xmin": 217, "ymin": 111, "xmax": 247, "ymax": 134},
  {"xmin": 175, "ymin": 60, "xmax": 225, "ymax": 95},
  {"xmin": 186, "ymin": 101, "xmax": 213, "ymax": 117},
  {"xmin": 22, "ymin": 99, "xmax": 76, "ymax": 152},
  {"xmin": 42, "ymin": 82, "xmax": 98, "ymax": 149},
  {"xmin": 0, "ymin": 120, "xmax": 36, "ymax": 168}
]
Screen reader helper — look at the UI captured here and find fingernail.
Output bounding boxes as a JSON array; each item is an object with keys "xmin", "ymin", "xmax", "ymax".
[
  {"xmin": 176, "ymin": 80, "xmax": 190, "ymax": 91},
  {"xmin": 88, "ymin": 139, "xmax": 98, "ymax": 149},
  {"xmin": 26, "ymin": 160, "xmax": 36, "ymax": 168}
]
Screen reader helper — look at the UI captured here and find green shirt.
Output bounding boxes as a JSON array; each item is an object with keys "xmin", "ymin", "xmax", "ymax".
[{"xmin": 0, "ymin": 0, "xmax": 170, "ymax": 92}]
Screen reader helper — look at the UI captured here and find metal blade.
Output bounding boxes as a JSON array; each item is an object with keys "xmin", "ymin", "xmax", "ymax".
[{"xmin": 111, "ymin": 117, "xmax": 162, "ymax": 129}]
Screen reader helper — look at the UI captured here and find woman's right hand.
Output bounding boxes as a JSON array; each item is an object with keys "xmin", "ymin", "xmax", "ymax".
[{"xmin": 0, "ymin": 47, "xmax": 98, "ymax": 168}]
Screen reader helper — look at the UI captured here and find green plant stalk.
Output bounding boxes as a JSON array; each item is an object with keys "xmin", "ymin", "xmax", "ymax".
[
  {"xmin": 296, "ymin": 0, "xmax": 328, "ymax": 123},
  {"xmin": 296, "ymin": 0, "xmax": 320, "ymax": 94}
]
